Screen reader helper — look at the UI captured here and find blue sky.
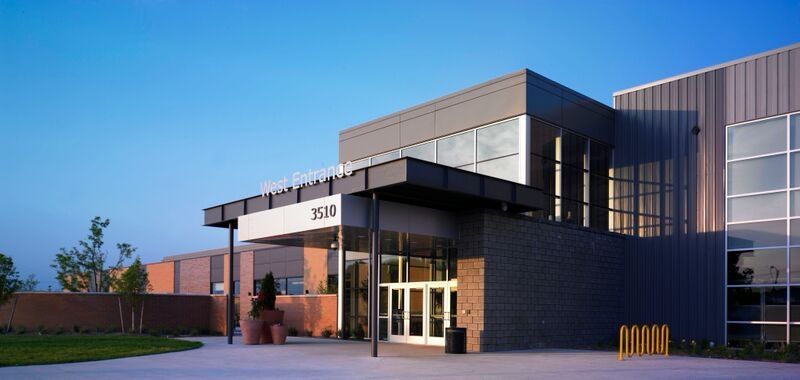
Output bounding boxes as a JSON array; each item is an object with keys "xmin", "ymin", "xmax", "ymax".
[{"xmin": 1, "ymin": 1, "xmax": 799, "ymax": 289}]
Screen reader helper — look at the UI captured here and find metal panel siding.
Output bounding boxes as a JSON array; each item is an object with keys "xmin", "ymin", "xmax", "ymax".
[{"xmin": 613, "ymin": 47, "xmax": 800, "ymax": 343}]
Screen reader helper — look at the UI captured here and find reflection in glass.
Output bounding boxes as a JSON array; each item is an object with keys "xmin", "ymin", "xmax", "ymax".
[
  {"xmin": 727, "ymin": 192, "xmax": 786, "ymax": 222},
  {"xmin": 437, "ymin": 132, "xmax": 474, "ymax": 168},
  {"xmin": 792, "ymin": 286, "xmax": 799, "ymax": 322},
  {"xmin": 477, "ymin": 120, "xmax": 518, "ymax": 161},
  {"xmin": 727, "ymin": 323, "xmax": 787, "ymax": 348},
  {"xmin": 792, "ymin": 249, "xmax": 800, "ymax": 283},
  {"xmin": 350, "ymin": 159, "xmax": 369, "ymax": 171},
  {"xmin": 530, "ymin": 156, "xmax": 558, "ymax": 194},
  {"xmin": 727, "ymin": 287, "xmax": 787, "ymax": 322},
  {"xmin": 561, "ymin": 131, "xmax": 587, "ymax": 168},
  {"xmin": 727, "ymin": 155, "xmax": 786, "ymax": 195},
  {"xmin": 792, "ymin": 219, "xmax": 800, "ymax": 246},
  {"xmin": 727, "ymin": 116, "xmax": 787, "ymax": 160},
  {"xmin": 792, "ymin": 114, "xmax": 800, "ymax": 150},
  {"xmin": 792, "ymin": 152, "xmax": 800, "ymax": 188},
  {"xmin": 561, "ymin": 199, "xmax": 584, "ymax": 226},
  {"xmin": 532, "ymin": 121, "xmax": 560, "ymax": 160},
  {"xmin": 391, "ymin": 288, "xmax": 404, "ymax": 336},
  {"xmin": 791, "ymin": 191, "xmax": 800, "ymax": 217},
  {"xmin": 379, "ymin": 287, "xmax": 388, "ymax": 340},
  {"xmin": 402, "ymin": 142, "xmax": 435, "ymax": 162},
  {"xmin": 727, "ymin": 249, "xmax": 787, "ymax": 285},
  {"xmin": 476, "ymin": 155, "xmax": 518, "ymax": 182},
  {"xmin": 429, "ymin": 287, "xmax": 445, "ymax": 338},
  {"xmin": 590, "ymin": 142, "xmax": 611, "ymax": 176},
  {"xmin": 727, "ymin": 220, "xmax": 787, "ymax": 250},
  {"xmin": 409, "ymin": 288, "xmax": 423, "ymax": 337},
  {"xmin": 371, "ymin": 150, "xmax": 401, "ymax": 165}
]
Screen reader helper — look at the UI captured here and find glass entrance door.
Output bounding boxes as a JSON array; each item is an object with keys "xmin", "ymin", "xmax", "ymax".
[{"xmin": 384, "ymin": 282, "xmax": 452, "ymax": 345}]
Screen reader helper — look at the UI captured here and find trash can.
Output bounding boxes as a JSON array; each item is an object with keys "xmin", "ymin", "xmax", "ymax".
[{"xmin": 445, "ymin": 327, "xmax": 467, "ymax": 354}]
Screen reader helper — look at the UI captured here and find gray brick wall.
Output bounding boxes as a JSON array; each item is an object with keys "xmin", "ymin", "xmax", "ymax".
[{"xmin": 456, "ymin": 209, "xmax": 626, "ymax": 352}]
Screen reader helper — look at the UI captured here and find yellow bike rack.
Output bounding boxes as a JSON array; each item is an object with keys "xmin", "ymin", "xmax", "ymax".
[{"xmin": 618, "ymin": 324, "xmax": 669, "ymax": 360}]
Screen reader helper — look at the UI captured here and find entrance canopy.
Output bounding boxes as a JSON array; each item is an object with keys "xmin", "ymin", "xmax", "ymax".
[
  {"xmin": 237, "ymin": 194, "xmax": 458, "ymax": 249},
  {"xmin": 203, "ymin": 157, "xmax": 547, "ymax": 231}
]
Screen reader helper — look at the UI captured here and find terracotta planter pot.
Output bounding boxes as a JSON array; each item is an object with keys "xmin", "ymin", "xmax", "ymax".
[
  {"xmin": 239, "ymin": 319, "xmax": 263, "ymax": 345},
  {"xmin": 259, "ymin": 309, "xmax": 285, "ymax": 344},
  {"xmin": 271, "ymin": 324, "xmax": 288, "ymax": 345}
]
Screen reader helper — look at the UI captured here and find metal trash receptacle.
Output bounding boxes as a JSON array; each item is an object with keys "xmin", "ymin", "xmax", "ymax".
[{"xmin": 445, "ymin": 327, "xmax": 467, "ymax": 354}]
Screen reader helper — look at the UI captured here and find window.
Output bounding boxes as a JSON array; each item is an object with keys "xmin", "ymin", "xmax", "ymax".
[
  {"xmin": 476, "ymin": 119, "xmax": 518, "ymax": 182},
  {"xmin": 437, "ymin": 131, "xmax": 474, "ymax": 170},
  {"xmin": 725, "ymin": 112, "xmax": 799, "ymax": 346},
  {"xmin": 371, "ymin": 150, "xmax": 400, "ymax": 165},
  {"xmin": 211, "ymin": 282, "xmax": 224, "ymax": 295},
  {"xmin": 401, "ymin": 142, "xmax": 435, "ymax": 162}
]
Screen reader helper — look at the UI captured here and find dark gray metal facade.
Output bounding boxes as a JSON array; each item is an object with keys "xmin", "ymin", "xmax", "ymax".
[
  {"xmin": 613, "ymin": 43, "xmax": 800, "ymax": 342},
  {"xmin": 338, "ymin": 69, "xmax": 614, "ymax": 162}
]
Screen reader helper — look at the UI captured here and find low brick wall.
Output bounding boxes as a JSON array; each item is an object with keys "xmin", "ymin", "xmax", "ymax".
[
  {"xmin": 457, "ymin": 209, "xmax": 627, "ymax": 352},
  {"xmin": 0, "ymin": 292, "xmax": 224, "ymax": 334},
  {"xmin": 275, "ymin": 294, "xmax": 337, "ymax": 336}
]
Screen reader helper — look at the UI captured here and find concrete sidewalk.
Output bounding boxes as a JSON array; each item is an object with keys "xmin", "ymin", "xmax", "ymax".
[{"xmin": 1, "ymin": 336, "xmax": 798, "ymax": 379}]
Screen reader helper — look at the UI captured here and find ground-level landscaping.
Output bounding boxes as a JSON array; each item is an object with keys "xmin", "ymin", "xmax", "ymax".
[{"xmin": 0, "ymin": 335, "xmax": 202, "ymax": 366}]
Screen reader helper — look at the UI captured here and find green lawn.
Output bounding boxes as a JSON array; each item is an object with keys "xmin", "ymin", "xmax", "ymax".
[{"xmin": 0, "ymin": 335, "xmax": 202, "ymax": 367}]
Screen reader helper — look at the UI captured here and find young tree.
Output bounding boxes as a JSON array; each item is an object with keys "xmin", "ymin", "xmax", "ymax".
[
  {"xmin": 52, "ymin": 216, "xmax": 135, "ymax": 292},
  {"xmin": 0, "ymin": 253, "xmax": 21, "ymax": 307},
  {"xmin": 115, "ymin": 257, "xmax": 150, "ymax": 333},
  {"xmin": 1, "ymin": 253, "xmax": 32, "ymax": 333}
]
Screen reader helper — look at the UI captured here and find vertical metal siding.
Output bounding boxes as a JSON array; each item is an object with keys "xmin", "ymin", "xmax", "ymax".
[{"xmin": 614, "ymin": 47, "xmax": 800, "ymax": 343}]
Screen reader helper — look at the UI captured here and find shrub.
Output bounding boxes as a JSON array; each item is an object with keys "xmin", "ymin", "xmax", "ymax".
[
  {"xmin": 287, "ymin": 327, "xmax": 298, "ymax": 336},
  {"xmin": 149, "ymin": 330, "xmax": 161, "ymax": 337},
  {"xmin": 321, "ymin": 328, "xmax": 333, "ymax": 338},
  {"xmin": 36, "ymin": 325, "xmax": 48, "ymax": 335},
  {"xmin": 200, "ymin": 328, "xmax": 210, "ymax": 336},
  {"xmin": 16, "ymin": 326, "xmax": 26, "ymax": 335},
  {"xmin": 189, "ymin": 329, "xmax": 200, "ymax": 337},
  {"xmin": 780, "ymin": 343, "xmax": 800, "ymax": 363},
  {"xmin": 54, "ymin": 326, "xmax": 65, "ymax": 335},
  {"xmin": 72, "ymin": 325, "xmax": 80, "ymax": 334},
  {"xmin": 80, "ymin": 327, "xmax": 92, "ymax": 335},
  {"xmin": 305, "ymin": 329, "xmax": 313, "ymax": 337},
  {"xmin": 105, "ymin": 326, "xmax": 117, "ymax": 334}
]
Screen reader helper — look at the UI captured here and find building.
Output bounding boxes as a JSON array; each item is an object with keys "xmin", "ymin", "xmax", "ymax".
[{"xmin": 146, "ymin": 42, "xmax": 800, "ymax": 352}]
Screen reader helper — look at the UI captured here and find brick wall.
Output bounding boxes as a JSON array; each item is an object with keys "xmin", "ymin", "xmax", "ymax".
[
  {"xmin": 146, "ymin": 262, "xmax": 174, "ymax": 294},
  {"xmin": 276, "ymin": 295, "xmax": 337, "ymax": 336},
  {"xmin": 179, "ymin": 257, "xmax": 210, "ymax": 294},
  {"xmin": 239, "ymin": 251, "xmax": 255, "ymax": 318},
  {"xmin": 303, "ymin": 247, "xmax": 328, "ymax": 294},
  {"xmin": 0, "ymin": 292, "xmax": 223, "ymax": 334},
  {"xmin": 456, "ymin": 209, "xmax": 626, "ymax": 352}
]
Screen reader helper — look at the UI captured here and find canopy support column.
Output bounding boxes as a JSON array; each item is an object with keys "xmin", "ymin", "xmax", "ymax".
[
  {"xmin": 369, "ymin": 192, "xmax": 380, "ymax": 357},
  {"xmin": 227, "ymin": 222, "xmax": 234, "ymax": 345}
]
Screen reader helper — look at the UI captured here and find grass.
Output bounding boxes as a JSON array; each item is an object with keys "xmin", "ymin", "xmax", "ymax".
[{"xmin": 0, "ymin": 335, "xmax": 202, "ymax": 367}]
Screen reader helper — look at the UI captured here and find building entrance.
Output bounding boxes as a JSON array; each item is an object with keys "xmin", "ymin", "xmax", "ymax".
[{"xmin": 381, "ymin": 281, "xmax": 455, "ymax": 346}]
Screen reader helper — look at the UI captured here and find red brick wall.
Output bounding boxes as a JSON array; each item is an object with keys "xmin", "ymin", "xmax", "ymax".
[
  {"xmin": 179, "ymin": 257, "xmax": 210, "ymax": 294},
  {"xmin": 209, "ymin": 295, "xmax": 227, "ymax": 335},
  {"xmin": 0, "ymin": 292, "xmax": 223, "ymax": 334},
  {"xmin": 239, "ymin": 251, "xmax": 254, "ymax": 319},
  {"xmin": 146, "ymin": 262, "xmax": 174, "ymax": 294},
  {"xmin": 275, "ymin": 294, "xmax": 337, "ymax": 336}
]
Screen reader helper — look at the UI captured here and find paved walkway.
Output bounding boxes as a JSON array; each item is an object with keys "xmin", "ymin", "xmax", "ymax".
[{"xmin": 2, "ymin": 336, "xmax": 799, "ymax": 379}]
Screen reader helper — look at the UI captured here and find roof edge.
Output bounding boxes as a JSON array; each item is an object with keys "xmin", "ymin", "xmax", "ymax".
[
  {"xmin": 338, "ymin": 69, "xmax": 528, "ymax": 136},
  {"xmin": 613, "ymin": 41, "xmax": 800, "ymax": 97}
]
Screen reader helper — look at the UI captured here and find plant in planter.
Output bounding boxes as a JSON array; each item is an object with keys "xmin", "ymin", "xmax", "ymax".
[
  {"xmin": 257, "ymin": 272, "xmax": 285, "ymax": 344},
  {"xmin": 240, "ymin": 298, "xmax": 263, "ymax": 345}
]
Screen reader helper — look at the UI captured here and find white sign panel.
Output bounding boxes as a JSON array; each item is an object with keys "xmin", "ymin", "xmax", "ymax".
[{"xmin": 238, "ymin": 194, "xmax": 368, "ymax": 242}]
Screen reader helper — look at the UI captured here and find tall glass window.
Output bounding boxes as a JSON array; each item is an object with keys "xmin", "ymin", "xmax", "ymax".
[
  {"xmin": 476, "ymin": 119, "xmax": 519, "ymax": 182},
  {"xmin": 530, "ymin": 119, "xmax": 613, "ymax": 229},
  {"xmin": 725, "ymin": 111, "xmax": 800, "ymax": 347}
]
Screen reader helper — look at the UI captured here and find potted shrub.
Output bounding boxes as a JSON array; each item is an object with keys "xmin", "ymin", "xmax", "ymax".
[
  {"xmin": 271, "ymin": 323, "xmax": 288, "ymax": 345},
  {"xmin": 257, "ymin": 272, "xmax": 285, "ymax": 344},
  {"xmin": 240, "ymin": 298, "xmax": 263, "ymax": 345}
]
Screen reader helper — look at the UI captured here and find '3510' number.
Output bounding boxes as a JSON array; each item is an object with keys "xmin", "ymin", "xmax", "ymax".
[{"xmin": 311, "ymin": 205, "xmax": 337, "ymax": 221}]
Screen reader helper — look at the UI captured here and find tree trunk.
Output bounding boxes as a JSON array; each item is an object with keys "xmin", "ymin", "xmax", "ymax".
[
  {"xmin": 131, "ymin": 306, "xmax": 135, "ymax": 334},
  {"xmin": 5, "ymin": 295, "xmax": 18, "ymax": 333},
  {"xmin": 139, "ymin": 301, "xmax": 144, "ymax": 335},
  {"xmin": 118, "ymin": 297, "xmax": 125, "ymax": 333}
]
